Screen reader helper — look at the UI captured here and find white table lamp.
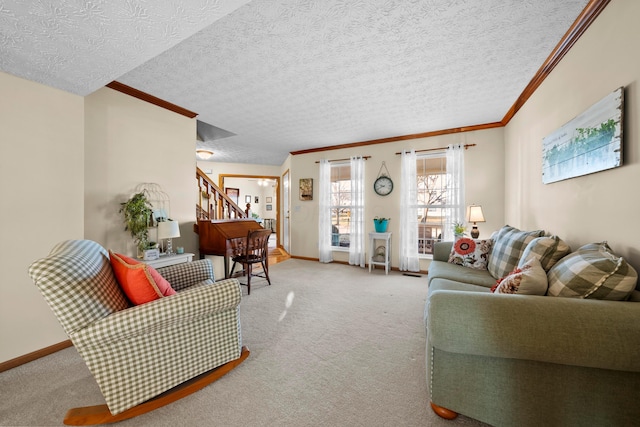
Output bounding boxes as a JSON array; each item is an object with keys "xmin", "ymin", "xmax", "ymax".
[
  {"xmin": 158, "ymin": 220, "xmax": 180, "ymax": 255},
  {"xmin": 467, "ymin": 205, "xmax": 486, "ymax": 238}
]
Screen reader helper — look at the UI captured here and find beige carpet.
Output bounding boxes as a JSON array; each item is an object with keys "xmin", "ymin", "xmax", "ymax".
[{"xmin": 0, "ymin": 259, "xmax": 489, "ymax": 426}]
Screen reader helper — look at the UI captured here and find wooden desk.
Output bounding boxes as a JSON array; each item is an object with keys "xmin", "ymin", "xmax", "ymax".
[{"xmin": 198, "ymin": 219, "xmax": 263, "ymax": 278}]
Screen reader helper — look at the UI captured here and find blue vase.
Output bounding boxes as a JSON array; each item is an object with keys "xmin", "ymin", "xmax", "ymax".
[{"xmin": 374, "ymin": 219, "xmax": 389, "ymax": 232}]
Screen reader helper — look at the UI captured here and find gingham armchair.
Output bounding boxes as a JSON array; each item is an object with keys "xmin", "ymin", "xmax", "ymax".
[{"xmin": 29, "ymin": 240, "xmax": 244, "ymax": 417}]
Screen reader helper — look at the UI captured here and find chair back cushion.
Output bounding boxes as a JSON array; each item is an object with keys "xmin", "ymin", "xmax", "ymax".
[{"xmin": 29, "ymin": 240, "xmax": 129, "ymax": 335}]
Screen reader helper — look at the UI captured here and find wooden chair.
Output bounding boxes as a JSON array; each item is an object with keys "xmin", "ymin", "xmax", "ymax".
[{"xmin": 230, "ymin": 228, "xmax": 273, "ymax": 294}]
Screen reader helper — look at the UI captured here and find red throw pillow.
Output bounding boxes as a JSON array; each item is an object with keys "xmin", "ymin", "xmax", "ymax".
[{"xmin": 109, "ymin": 251, "xmax": 176, "ymax": 305}]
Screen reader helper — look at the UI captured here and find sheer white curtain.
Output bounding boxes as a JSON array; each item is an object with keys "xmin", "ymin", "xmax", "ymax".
[
  {"xmin": 349, "ymin": 156, "xmax": 366, "ymax": 267},
  {"xmin": 318, "ymin": 159, "xmax": 333, "ymax": 263},
  {"xmin": 399, "ymin": 150, "xmax": 419, "ymax": 271},
  {"xmin": 443, "ymin": 144, "xmax": 466, "ymax": 241}
]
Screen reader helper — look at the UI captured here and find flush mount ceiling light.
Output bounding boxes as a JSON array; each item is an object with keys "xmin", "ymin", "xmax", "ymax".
[
  {"xmin": 196, "ymin": 149, "xmax": 214, "ymax": 159},
  {"xmin": 257, "ymin": 179, "xmax": 274, "ymax": 186}
]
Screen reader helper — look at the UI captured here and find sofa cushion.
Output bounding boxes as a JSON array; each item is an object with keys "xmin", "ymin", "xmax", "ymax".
[
  {"xmin": 547, "ymin": 242, "xmax": 638, "ymax": 300},
  {"xmin": 518, "ymin": 235, "xmax": 571, "ymax": 271},
  {"xmin": 488, "ymin": 225, "xmax": 545, "ymax": 279},
  {"xmin": 428, "ymin": 260, "xmax": 497, "ymax": 289},
  {"xmin": 109, "ymin": 251, "xmax": 177, "ymax": 305},
  {"xmin": 492, "ymin": 258, "xmax": 548, "ymax": 295},
  {"xmin": 448, "ymin": 238, "xmax": 493, "ymax": 270}
]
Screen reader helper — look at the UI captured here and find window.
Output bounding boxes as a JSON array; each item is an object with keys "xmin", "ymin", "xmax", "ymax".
[
  {"xmin": 417, "ymin": 154, "xmax": 446, "ymax": 255},
  {"xmin": 330, "ymin": 163, "xmax": 352, "ymax": 248}
]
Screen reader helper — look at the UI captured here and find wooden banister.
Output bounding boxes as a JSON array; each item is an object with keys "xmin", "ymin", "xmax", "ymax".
[{"xmin": 196, "ymin": 168, "xmax": 247, "ymax": 231}]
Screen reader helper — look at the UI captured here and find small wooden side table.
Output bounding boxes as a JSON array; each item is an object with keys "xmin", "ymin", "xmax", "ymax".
[
  {"xmin": 142, "ymin": 253, "xmax": 194, "ymax": 269},
  {"xmin": 369, "ymin": 232, "xmax": 391, "ymax": 274}
]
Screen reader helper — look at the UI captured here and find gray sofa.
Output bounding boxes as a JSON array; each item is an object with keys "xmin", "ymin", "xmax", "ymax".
[{"xmin": 424, "ymin": 240, "xmax": 640, "ymax": 427}]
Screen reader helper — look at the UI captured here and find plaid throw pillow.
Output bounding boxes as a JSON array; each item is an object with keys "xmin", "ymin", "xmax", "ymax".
[
  {"xmin": 518, "ymin": 235, "xmax": 571, "ymax": 272},
  {"xmin": 448, "ymin": 238, "xmax": 493, "ymax": 270},
  {"xmin": 547, "ymin": 242, "xmax": 638, "ymax": 300},
  {"xmin": 488, "ymin": 225, "xmax": 545, "ymax": 279}
]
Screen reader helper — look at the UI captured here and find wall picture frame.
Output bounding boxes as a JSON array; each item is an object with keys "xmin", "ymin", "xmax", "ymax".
[
  {"xmin": 542, "ymin": 87, "xmax": 624, "ymax": 184},
  {"xmin": 255, "ymin": 196, "xmax": 259, "ymax": 204},
  {"xmin": 245, "ymin": 195, "xmax": 251, "ymax": 203},
  {"xmin": 266, "ymin": 204, "xmax": 272, "ymax": 211},
  {"xmin": 266, "ymin": 197, "xmax": 273, "ymax": 203},
  {"xmin": 299, "ymin": 178, "xmax": 313, "ymax": 201}
]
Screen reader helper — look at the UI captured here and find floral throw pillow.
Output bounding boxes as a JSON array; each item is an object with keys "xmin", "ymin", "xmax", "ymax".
[
  {"xmin": 491, "ymin": 257, "xmax": 548, "ymax": 295},
  {"xmin": 448, "ymin": 238, "xmax": 493, "ymax": 270}
]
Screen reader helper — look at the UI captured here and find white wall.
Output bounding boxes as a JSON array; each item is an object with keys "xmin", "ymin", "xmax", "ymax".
[
  {"xmin": 0, "ymin": 72, "xmax": 84, "ymax": 362},
  {"xmin": 84, "ymin": 87, "xmax": 198, "ymax": 257},
  {"xmin": 222, "ymin": 177, "xmax": 277, "ymax": 220},
  {"xmin": 288, "ymin": 128, "xmax": 505, "ymax": 271},
  {"xmin": 0, "ymin": 80, "xmax": 199, "ymax": 364},
  {"xmin": 504, "ymin": 0, "xmax": 640, "ymax": 270}
]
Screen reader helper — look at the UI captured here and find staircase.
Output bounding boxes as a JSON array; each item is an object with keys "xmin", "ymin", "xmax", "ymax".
[{"xmin": 196, "ymin": 167, "xmax": 246, "ymax": 224}]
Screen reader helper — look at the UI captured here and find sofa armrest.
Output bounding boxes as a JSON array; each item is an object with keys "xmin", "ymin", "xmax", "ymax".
[
  {"xmin": 433, "ymin": 242, "xmax": 453, "ymax": 262},
  {"xmin": 427, "ymin": 290, "xmax": 640, "ymax": 372},
  {"xmin": 73, "ymin": 278, "xmax": 241, "ymax": 346},
  {"xmin": 156, "ymin": 259, "xmax": 214, "ymax": 291}
]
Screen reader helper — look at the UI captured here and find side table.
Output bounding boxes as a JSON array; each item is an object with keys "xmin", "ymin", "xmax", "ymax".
[
  {"xmin": 142, "ymin": 252, "xmax": 194, "ymax": 269},
  {"xmin": 369, "ymin": 232, "xmax": 391, "ymax": 274}
]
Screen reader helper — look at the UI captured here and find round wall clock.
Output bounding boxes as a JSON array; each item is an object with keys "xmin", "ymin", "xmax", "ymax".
[{"xmin": 374, "ymin": 175, "xmax": 393, "ymax": 196}]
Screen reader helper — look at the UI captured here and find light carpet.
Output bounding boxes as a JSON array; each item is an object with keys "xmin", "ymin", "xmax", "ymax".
[{"xmin": 0, "ymin": 259, "xmax": 489, "ymax": 427}]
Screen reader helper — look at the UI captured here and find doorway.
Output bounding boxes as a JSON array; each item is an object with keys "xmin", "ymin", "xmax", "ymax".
[
  {"xmin": 219, "ymin": 174, "xmax": 281, "ymax": 249},
  {"xmin": 282, "ymin": 169, "xmax": 290, "ymax": 253}
]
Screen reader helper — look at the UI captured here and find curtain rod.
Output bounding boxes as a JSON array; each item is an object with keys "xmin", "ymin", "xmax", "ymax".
[
  {"xmin": 315, "ymin": 156, "xmax": 371, "ymax": 163},
  {"xmin": 394, "ymin": 143, "xmax": 476, "ymax": 155}
]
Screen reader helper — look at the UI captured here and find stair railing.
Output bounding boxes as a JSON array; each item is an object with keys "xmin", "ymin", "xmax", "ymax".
[{"xmin": 196, "ymin": 167, "xmax": 247, "ymax": 222}]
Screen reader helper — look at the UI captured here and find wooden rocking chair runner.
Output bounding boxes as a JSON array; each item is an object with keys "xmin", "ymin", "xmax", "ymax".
[
  {"xmin": 29, "ymin": 240, "xmax": 248, "ymax": 425},
  {"xmin": 229, "ymin": 228, "xmax": 273, "ymax": 294}
]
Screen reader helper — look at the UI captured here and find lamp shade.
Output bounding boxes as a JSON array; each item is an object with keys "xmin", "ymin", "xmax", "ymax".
[
  {"xmin": 157, "ymin": 220, "xmax": 180, "ymax": 239},
  {"xmin": 467, "ymin": 205, "xmax": 486, "ymax": 223}
]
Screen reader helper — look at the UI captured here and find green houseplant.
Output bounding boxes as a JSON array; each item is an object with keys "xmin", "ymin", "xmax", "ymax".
[
  {"xmin": 120, "ymin": 192, "xmax": 153, "ymax": 256},
  {"xmin": 453, "ymin": 222, "xmax": 467, "ymax": 238}
]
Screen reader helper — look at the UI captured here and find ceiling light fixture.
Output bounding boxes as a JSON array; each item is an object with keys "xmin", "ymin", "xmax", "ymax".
[{"xmin": 196, "ymin": 149, "xmax": 214, "ymax": 160}]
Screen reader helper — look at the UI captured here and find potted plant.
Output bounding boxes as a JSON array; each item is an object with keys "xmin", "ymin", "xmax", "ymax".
[
  {"xmin": 120, "ymin": 192, "xmax": 153, "ymax": 257},
  {"xmin": 374, "ymin": 216, "xmax": 390, "ymax": 232},
  {"xmin": 453, "ymin": 222, "xmax": 467, "ymax": 240}
]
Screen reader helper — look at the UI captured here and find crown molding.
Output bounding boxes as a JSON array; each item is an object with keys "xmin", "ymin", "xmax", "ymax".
[
  {"xmin": 501, "ymin": 0, "xmax": 610, "ymax": 124},
  {"xmin": 289, "ymin": 122, "xmax": 503, "ymax": 155},
  {"xmin": 106, "ymin": 81, "xmax": 198, "ymax": 118}
]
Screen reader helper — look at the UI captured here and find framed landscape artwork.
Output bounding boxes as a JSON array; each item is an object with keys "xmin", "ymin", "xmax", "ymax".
[
  {"xmin": 300, "ymin": 178, "xmax": 313, "ymax": 201},
  {"xmin": 542, "ymin": 87, "xmax": 624, "ymax": 184}
]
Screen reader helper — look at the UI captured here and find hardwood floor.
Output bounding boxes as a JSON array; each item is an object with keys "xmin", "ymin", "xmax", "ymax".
[{"xmin": 268, "ymin": 246, "xmax": 290, "ymax": 265}]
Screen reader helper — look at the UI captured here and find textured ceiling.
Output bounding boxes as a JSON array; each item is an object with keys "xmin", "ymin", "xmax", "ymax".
[{"xmin": 0, "ymin": 0, "xmax": 590, "ymax": 165}]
